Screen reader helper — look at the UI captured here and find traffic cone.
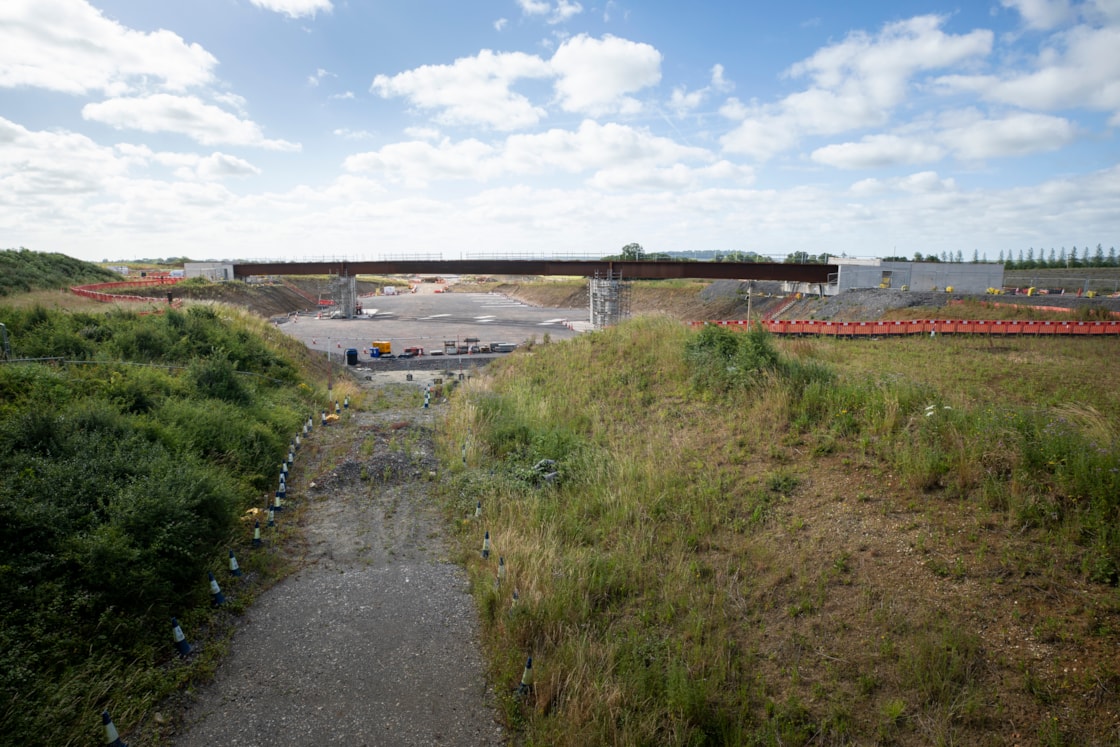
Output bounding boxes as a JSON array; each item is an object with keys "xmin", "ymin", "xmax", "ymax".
[
  {"xmin": 102, "ymin": 710, "xmax": 126, "ymax": 746},
  {"xmin": 497, "ymin": 556, "xmax": 505, "ymax": 586},
  {"xmin": 253, "ymin": 520, "xmax": 261, "ymax": 547},
  {"xmin": 273, "ymin": 492, "xmax": 284, "ymax": 511},
  {"xmin": 321, "ymin": 410, "xmax": 327, "ymax": 427},
  {"xmin": 518, "ymin": 656, "xmax": 534, "ymax": 696},
  {"xmin": 171, "ymin": 617, "xmax": 192, "ymax": 657},
  {"xmin": 208, "ymin": 572, "xmax": 225, "ymax": 607},
  {"xmin": 344, "ymin": 396, "xmax": 349, "ymax": 410},
  {"xmin": 295, "ymin": 434, "xmax": 301, "ymax": 450},
  {"xmin": 482, "ymin": 531, "xmax": 490, "ymax": 559},
  {"xmin": 267, "ymin": 508, "xmax": 275, "ymax": 527},
  {"xmin": 334, "ymin": 400, "xmax": 340, "ymax": 415},
  {"xmin": 474, "ymin": 500, "xmax": 482, "ymax": 519},
  {"xmin": 229, "ymin": 550, "xmax": 242, "ymax": 577}
]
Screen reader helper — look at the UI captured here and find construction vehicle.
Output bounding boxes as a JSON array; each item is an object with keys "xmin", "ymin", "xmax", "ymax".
[{"xmin": 370, "ymin": 340, "xmax": 392, "ymax": 357}]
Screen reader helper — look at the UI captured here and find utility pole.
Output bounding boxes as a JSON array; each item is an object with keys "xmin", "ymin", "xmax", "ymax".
[{"xmin": 746, "ymin": 281, "xmax": 753, "ymax": 326}]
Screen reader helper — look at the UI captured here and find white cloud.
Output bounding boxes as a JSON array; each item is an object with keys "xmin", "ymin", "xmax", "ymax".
[
  {"xmin": 941, "ymin": 111, "xmax": 1076, "ymax": 159},
  {"xmin": 494, "ymin": 18, "xmax": 508, "ymax": 31},
  {"xmin": 896, "ymin": 171, "xmax": 957, "ymax": 193},
  {"xmin": 936, "ymin": 24, "xmax": 1120, "ymax": 115},
  {"xmin": 308, "ymin": 68, "xmax": 334, "ymax": 86},
  {"xmin": 812, "ymin": 135, "xmax": 945, "ymax": 169},
  {"xmin": 404, "ymin": 126, "xmax": 441, "ymax": 141},
  {"xmin": 517, "ymin": 0, "xmax": 551, "ymax": 15},
  {"xmin": 669, "ymin": 86, "xmax": 706, "ymax": 115},
  {"xmin": 550, "ymin": 0, "xmax": 583, "ymax": 24},
  {"xmin": 247, "ymin": 0, "xmax": 332, "ymax": 19},
  {"xmin": 550, "ymin": 34, "xmax": 661, "ymax": 115},
  {"xmin": 502, "ymin": 120, "xmax": 711, "ymax": 174},
  {"xmin": 517, "ymin": 0, "xmax": 582, "ymax": 24},
  {"xmin": 165, "ymin": 152, "xmax": 261, "ymax": 181},
  {"xmin": 722, "ymin": 15, "xmax": 992, "ymax": 159},
  {"xmin": 82, "ymin": 94, "xmax": 301, "ymax": 150},
  {"xmin": 710, "ymin": 64, "xmax": 734, "ymax": 93},
  {"xmin": 0, "ymin": 0, "xmax": 217, "ymax": 96},
  {"xmin": 343, "ymin": 138, "xmax": 497, "ymax": 187},
  {"xmin": 371, "ymin": 35, "xmax": 661, "ymax": 127},
  {"xmin": 1001, "ymin": 0, "xmax": 1073, "ymax": 30},
  {"xmin": 333, "ymin": 128, "xmax": 375, "ymax": 140},
  {"xmin": 371, "ymin": 49, "xmax": 552, "ymax": 130},
  {"xmin": 588, "ymin": 160, "xmax": 753, "ymax": 191},
  {"xmin": 329, "ymin": 91, "xmax": 354, "ymax": 100},
  {"xmin": 342, "ymin": 120, "xmax": 726, "ymax": 190},
  {"xmin": 812, "ymin": 111, "xmax": 1076, "ymax": 169},
  {"xmin": 669, "ymin": 64, "xmax": 735, "ymax": 116},
  {"xmin": 0, "ymin": 116, "xmax": 127, "ymax": 197}
]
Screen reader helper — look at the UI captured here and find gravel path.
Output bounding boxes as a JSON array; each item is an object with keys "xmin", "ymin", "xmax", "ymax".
[{"xmin": 173, "ymin": 378, "xmax": 505, "ymax": 746}]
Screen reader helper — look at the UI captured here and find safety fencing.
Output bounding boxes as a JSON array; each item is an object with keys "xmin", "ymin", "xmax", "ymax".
[
  {"xmin": 954, "ymin": 299, "xmax": 1120, "ymax": 319},
  {"xmin": 70, "ymin": 277, "xmax": 185, "ymax": 306},
  {"xmin": 690, "ymin": 319, "xmax": 1120, "ymax": 336}
]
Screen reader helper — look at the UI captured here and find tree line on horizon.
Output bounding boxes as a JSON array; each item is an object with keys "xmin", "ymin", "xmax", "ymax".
[{"xmin": 611, "ymin": 243, "xmax": 1120, "ymax": 270}]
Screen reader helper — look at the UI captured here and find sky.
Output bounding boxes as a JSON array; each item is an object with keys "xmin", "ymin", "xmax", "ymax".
[{"xmin": 1, "ymin": 0, "xmax": 1119, "ymax": 263}]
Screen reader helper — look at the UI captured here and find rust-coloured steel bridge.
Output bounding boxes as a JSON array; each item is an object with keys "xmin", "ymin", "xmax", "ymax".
[{"xmin": 231, "ymin": 259, "xmax": 835, "ymax": 283}]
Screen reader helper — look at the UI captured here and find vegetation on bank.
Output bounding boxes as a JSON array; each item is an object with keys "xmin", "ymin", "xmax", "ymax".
[
  {"xmin": 0, "ymin": 248, "xmax": 121, "ymax": 297},
  {"xmin": 439, "ymin": 317, "xmax": 1120, "ymax": 745},
  {"xmin": 0, "ymin": 303, "xmax": 328, "ymax": 745}
]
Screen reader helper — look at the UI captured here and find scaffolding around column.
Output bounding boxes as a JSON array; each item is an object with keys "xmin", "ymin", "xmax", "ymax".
[
  {"xmin": 589, "ymin": 270, "xmax": 630, "ymax": 329},
  {"xmin": 327, "ymin": 274, "xmax": 357, "ymax": 318}
]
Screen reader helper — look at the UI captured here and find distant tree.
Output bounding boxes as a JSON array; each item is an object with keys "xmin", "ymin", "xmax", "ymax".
[
  {"xmin": 1018, "ymin": 250, "xmax": 1026, "ymax": 268},
  {"xmin": 1109, "ymin": 247, "xmax": 1117, "ymax": 267},
  {"xmin": 784, "ymin": 251, "xmax": 812, "ymax": 264},
  {"xmin": 1046, "ymin": 248, "xmax": 1056, "ymax": 267},
  {"xmin": 716, "ymin": 250, "xmax": 766, "ymax": 263},
  {"xmin": 1093, "ymin": 243, "xmax": 1105, "ymax": 267},
  {"xmin": 620, "ymin": 243, "xmax": 645, "ymax": 261},
  {"xmin": 971, "ymin": 249, "xmax": 979, "ymax": 263}
]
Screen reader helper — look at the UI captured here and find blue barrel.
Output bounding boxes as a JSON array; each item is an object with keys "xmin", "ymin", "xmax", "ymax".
[{"xmin": 346, "ymin": 348, "xmax": 359, "ymax": 365}]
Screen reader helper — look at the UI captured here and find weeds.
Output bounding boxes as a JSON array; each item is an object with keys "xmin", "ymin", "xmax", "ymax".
[{"xmin": 437, "ymin": 316, "xmax": 1120, "ymax": 745}]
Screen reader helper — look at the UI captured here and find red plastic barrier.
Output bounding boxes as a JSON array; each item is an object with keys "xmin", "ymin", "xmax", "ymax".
[
  {"xmin": 71, "ymin": 278, "xmax": 185, "ymax": 305},
  {"xmin": 689, "ymin": 318, "xmax": 1120, "ymax": 336}
]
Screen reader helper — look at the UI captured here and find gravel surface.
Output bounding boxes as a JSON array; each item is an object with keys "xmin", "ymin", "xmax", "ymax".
[{"xmin": 173, "ymin": 379, "xmax": 506, "ymax": 747}]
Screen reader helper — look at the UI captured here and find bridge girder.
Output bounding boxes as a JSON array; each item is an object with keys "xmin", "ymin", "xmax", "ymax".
[{"xmin": 232, "ymin": 259, "xmax": 835, "ymax": 284}]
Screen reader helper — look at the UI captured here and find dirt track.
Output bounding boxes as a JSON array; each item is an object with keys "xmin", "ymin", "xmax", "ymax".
[{"xmin": 173, "ymin": 379, "xmax": 505, "ymax": 746}]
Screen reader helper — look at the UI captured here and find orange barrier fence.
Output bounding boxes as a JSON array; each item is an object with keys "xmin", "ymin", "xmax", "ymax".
[
  {"xmin": 70, "ymin": 278, "xmax": 185, "ymax": 305},
  {"xmin": 690, "ymin": 319, "xmax": 1120, "ymax": 336},
  {"xmin": 950, "ymin": 299, "xmax": 1120, "ymax": 319}
]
